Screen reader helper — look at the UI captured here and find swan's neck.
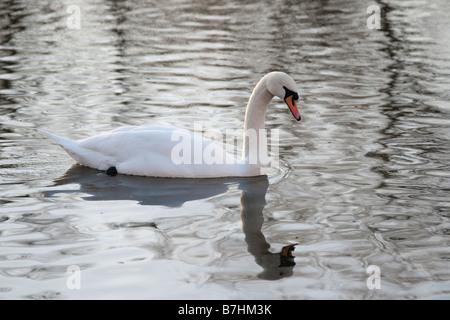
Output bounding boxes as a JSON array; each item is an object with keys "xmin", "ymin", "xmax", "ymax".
[{"xmin": 242, "ymin": 78, "xmax": 274, "ymax": 164}]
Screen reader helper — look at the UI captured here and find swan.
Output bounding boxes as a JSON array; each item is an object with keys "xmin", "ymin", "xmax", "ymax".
[{"xmin": 40, "ymin": 71, "xmax": 301, "ymax": 178}]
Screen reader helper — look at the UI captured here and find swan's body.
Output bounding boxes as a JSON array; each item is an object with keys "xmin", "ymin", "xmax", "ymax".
[
  {"xmin": 41, "ymin": 72, "xmax": 301, "ymax": 178},
  {"xmin": 41, "ymin": 125, "xmax": 252, "ymax": 178}
]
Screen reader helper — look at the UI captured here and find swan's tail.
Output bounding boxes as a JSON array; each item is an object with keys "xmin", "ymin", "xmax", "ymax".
[
  {"xmin": 39, "ymin": 129, "xmax": 87, "ymax": 165},
  {"xmin": 39, "ymin": 129, "xmax": 113, "ymax": 171},
  {"xmin": 39, "ymin": 129, "xmax": 78, "ymax": 150}
]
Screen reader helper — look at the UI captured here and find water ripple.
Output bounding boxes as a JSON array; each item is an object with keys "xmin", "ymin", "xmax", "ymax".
[{"xmin": 0, "ymin": 0, "xmax": 449, "ymax": 299}]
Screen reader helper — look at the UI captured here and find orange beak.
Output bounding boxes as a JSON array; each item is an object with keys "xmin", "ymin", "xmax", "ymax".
[
  {"xmin": 284, "ymin": 95, "xmax": 301, "ymax": 121},
  {"xmin": 281, "ymin": 243, "xmax": 297, "ymax": 257}
]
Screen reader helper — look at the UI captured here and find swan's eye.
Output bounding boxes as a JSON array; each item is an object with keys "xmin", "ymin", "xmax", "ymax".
[{"xmin": 283, "ymin": 86, "xmax": 299, "ymax": 101}]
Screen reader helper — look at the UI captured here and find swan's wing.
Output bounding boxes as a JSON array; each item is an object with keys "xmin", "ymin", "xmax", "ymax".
[
  {"xmin": 109, "ymin": 125, "xmax": 176, "ymax": 133},
  {"xmin": 78, "ymin": 127, "xmax": 181, "ymax": 159},
  {"xmin": 79, "ymin": 126, "xmax": 235, "ymax": 160},
  {"xmin": 77, "ymin": 126, "xmax": 240, "ymax": 177}
]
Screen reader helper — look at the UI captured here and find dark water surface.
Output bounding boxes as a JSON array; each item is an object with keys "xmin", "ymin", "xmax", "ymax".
[{"xmin": 0, "ymin": 0, "xmax": 449, "ymax": 299}]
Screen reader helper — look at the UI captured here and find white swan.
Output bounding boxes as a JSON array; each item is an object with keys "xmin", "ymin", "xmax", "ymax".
[{"xmin": 41, "ymin": 71, "xmax": 301, "ymax": 178}]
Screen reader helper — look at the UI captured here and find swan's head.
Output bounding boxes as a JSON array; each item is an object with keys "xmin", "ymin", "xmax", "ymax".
[{"xmin": 266, "ymin": 72, "xmax": 301, "ymax": 121}]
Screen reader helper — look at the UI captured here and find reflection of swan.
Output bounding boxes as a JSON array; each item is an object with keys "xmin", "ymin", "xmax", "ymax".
[
  {"xmin": 40, "ymin": 72, "xmax": 300, "ymax": 178},
  {"xmin": 239, "ymin": 177, "xmax": 296, "ymax": 280},
  {"xmin": 43, "ymin": 165, "xmax": 235, "ymax": 207},
  {"xmin": 43, "ymin": 166, "xmax": 296, "ymax": 279}
]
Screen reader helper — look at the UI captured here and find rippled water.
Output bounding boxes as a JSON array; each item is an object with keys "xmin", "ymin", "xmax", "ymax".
[{"xmin": 1, "ymin": 0, "xmax": 450, "ymax": 299}]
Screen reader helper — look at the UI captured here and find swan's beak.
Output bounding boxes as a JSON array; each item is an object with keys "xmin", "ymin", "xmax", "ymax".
[
  {"xmin": 284, "ymin": 95, "xmax": 301, "ymax": 121},
  {"xmin": 280, "ymin": 243, "xmax": 297, "ymax": 258}
]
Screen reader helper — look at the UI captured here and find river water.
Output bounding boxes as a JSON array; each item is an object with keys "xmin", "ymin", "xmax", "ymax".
[{"xmin": 0, "ymin": 0, "xmax": 449, "ymax": 299}]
